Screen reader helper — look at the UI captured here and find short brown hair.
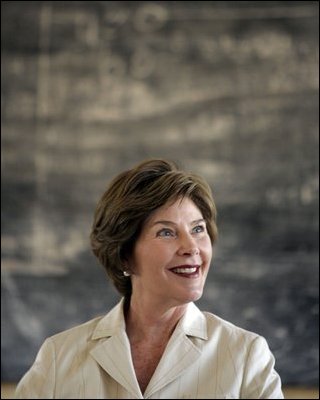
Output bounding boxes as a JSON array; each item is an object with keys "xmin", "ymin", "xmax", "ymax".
[{"xmin": 90, "ymin": 159, "xmax": 218, "ymax": 298}]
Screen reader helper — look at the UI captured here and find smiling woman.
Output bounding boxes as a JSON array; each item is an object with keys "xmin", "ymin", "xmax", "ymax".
[
  {"xmin": 127, "ymin": 197, "xmax": 213, "ymax": 311},
  {"xmin": 90, "ymin": 158, "xmax": 218, "ymax": 301},
  {"xmin": 15, "ymin": 159, "xmax": 284, "ymax": 399}
]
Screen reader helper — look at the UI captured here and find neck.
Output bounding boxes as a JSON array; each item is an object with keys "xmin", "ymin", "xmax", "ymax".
[{"xmin": 125, "ymin": 295, "xmax": 188, "ymax": 344}]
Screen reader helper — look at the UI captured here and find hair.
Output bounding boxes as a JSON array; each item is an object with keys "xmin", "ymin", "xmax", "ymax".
[{"xmin": 90, "ymin": 158, "xmax": 218, "ymax": 298}]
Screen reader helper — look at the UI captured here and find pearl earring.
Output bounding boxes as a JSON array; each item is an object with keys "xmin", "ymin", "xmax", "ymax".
[{"xmin": 123, "ymin": 271, "xmax": 131, "ymax": 277}]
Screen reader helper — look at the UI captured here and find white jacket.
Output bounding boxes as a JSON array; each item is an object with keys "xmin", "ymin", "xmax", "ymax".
[{"xmin": 15, "ymin": 299, "xmax": 284, "ymax": 399}]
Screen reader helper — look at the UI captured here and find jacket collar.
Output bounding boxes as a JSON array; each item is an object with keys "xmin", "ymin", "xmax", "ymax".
[
  {"xmin": 90, "ymin": 298, "xmax": 208, "ymax": 398},
  {"xmin": 91, "ymin": 298, "xmax": 126, "ymax": 340},
  {"xmin": 177, "ymin": 301, "xmax": 208, "ymax": 340},
  {"xmin": 91, "ymin": 298, "xmax": 208, "ymax": 341}
]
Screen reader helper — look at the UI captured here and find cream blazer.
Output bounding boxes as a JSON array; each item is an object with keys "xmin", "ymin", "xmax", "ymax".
[{"xmin": 15, "ymin": 299, "xmax": 284, "ymax": 399}]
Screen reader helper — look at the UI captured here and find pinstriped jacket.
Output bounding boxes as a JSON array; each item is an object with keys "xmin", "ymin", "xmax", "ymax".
[{"xmin": 15, "ymin": 299, "xmax": 284, "ymax": 399}]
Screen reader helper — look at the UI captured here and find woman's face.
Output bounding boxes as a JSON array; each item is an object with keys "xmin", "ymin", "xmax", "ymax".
[{"xmin": 128, "ymin": 197, "xmax": 213, "ymax": 309}]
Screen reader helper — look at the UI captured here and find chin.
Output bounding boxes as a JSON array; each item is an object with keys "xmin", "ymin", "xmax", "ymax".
[{"xmin": 184, "ymin": 288, "xmax": 204, "ymax": 303}]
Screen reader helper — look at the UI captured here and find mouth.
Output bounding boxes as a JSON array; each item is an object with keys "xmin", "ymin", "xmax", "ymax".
[{"xmin": 169, "ymin": 265, "xmax": 201, "ymax": 278}]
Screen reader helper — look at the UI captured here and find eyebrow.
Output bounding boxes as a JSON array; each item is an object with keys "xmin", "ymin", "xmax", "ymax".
[{"xmin": 152, "ymin": 219, "xmax": 205, "ymax": 227}]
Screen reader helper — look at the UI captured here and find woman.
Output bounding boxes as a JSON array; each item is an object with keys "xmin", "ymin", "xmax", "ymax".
[{"xmin": 15, "ymin": 159, "xmax": 284, "ymax": 399}]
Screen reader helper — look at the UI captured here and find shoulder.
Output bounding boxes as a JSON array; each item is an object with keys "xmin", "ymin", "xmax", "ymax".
[
  {"xmin": 15, "ymin": 315, "xmax": 107, "ymax": 399},
  {"xmin": 182, "ymin": 302, "xmax": 267, "ymax": 359},
  {"xmin": 198, "ymin": 310, "xmax": 284, "ymax": 399},
  {"xmin": 44, "ymin": 298, "xmax": 125, "ymax": 354},
  {"xmin": 185, "ymin": 302, "xmax": 260, "ymax": 344},
  {"xmin": 200, "ymin": 309, "xmax": 276, "ymax": 368},
  {"xmin": 202, "ymin": 309, "xmax": 269, "ymax": 353},
  {"xmin": 203, "ymin": 310, "xmax": 259, "ymax": 342},
  {"xmin": 47, "ymin": 315, "xmax": 104, "ymax": 348}
]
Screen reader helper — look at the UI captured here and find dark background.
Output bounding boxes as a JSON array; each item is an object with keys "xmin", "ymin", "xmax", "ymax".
[{"xmin": 1, "ymin": 1, "xmax": 319, "ymax": 386}]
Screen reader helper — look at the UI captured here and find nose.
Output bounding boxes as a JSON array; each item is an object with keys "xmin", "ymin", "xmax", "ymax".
[{"xmin": 177, "ymin": 233, "xmax": 200, "ymax": 256}]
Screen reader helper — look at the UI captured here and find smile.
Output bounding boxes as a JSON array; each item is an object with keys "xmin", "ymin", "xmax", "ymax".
[{"xmin": 169, "ymin": 265, "xmax": 200, "ymax": 277}]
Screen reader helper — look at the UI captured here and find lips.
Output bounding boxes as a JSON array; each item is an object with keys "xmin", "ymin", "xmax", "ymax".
[{"xmin": 169, "ymin": 265, "xmax": 200, "ymax": 277}]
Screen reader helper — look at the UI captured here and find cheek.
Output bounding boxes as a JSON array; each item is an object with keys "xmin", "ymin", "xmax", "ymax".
[
  {"xmin": 134, "ymin": 240, "xmax": 175, "ymax": 265},
  {"xmin": 201, "ymin": 239, "xmax": 213, "ymax": 261},
  {"xmin": 204, "ymin": 250, "xmax": 212, "ymax": 265},
  {"xmin": 151, "ymin": 241, "xmax": 177, "ymax": 259}
]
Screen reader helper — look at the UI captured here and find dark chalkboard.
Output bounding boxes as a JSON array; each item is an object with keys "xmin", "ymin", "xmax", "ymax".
[{"xmin": 1, "ymin": 1, "xmax": 319, "ymax": 386}]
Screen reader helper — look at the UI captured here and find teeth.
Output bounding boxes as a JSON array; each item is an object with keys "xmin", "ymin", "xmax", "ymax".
[{"xmin": 172, "ymin": 267, "xmax": 197, "ymax": 274}]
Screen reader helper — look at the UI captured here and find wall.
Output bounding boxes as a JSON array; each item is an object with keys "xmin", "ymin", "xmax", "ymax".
[{"xmin": 1, "ymin": 0, "xmax": 319, "ymax": 386}]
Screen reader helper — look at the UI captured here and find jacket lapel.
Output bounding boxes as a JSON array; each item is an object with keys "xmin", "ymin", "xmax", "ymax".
[
  {"xmin": 90, "ymin": 331, "xmax": 142, "ymax": 399},
  {"xmin": 144, "ymin": 331, "xmax": 202, "ymax": 398},
  {"xmin": 89, "ymin": 299, "xmax": 143, "ymax": 399},
  {"xmin": 144, "ymin": 302, "xmax": 208, "ymax": 398},
  {"xmin": 89, "ymin": 300, "xmax": 207, "ymax": 399}
]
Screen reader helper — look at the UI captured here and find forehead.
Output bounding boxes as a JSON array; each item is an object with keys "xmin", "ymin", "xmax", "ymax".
[{"xmin": 145, "ymin": 197, "xmax": 203, "ymax": 225}]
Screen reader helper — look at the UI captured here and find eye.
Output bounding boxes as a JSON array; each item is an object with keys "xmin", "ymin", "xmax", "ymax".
[
  {"xmin": 157, "ymin": 228, "xmax": 175, "ymax": 237},
  {"xmin": 192, "ymin": 225, "xmax": 205, "ymax": 234}
]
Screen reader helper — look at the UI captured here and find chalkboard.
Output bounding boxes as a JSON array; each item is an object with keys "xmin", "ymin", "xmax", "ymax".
[{"xmin": 1, "ymin": 1, "xmax": 319, "ymax": 386}]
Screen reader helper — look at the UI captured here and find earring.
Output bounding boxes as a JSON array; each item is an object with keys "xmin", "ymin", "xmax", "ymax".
[{"xmin": 123, "ymin": 271, "xmax": 131, "ymax": 277}]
